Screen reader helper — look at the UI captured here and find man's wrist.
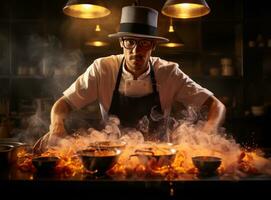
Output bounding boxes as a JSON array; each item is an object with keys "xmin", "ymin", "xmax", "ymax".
[
  {"xmin": 49, "ymin": 122, "xmax": 66, "ymax": 136},
  {"xmin": 51, "ymin": 121, "xmax": 64, "ymax": 126}
]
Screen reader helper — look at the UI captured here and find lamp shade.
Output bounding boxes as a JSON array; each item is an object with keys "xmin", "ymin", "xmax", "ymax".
[
  {"xmin": 162, "ymin": 0, "xmax": 210, "ymax": 19},
  {"xmin": 63, "ymin": 0, "xmax": 111, "ymax": 19}
]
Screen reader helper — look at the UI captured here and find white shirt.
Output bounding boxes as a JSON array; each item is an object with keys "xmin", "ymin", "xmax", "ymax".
[
  {"xmin": 119, "ymin": 62, "xmax": 153, "ymax": 97},
  {"xmin": 63, "ymin": 54, "xmax": 213, "ymax": 115}
]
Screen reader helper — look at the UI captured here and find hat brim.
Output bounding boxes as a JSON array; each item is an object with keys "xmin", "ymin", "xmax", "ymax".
[{"xmin": 108, "ymin": 32, "xmax": 169, "ymax": 43}]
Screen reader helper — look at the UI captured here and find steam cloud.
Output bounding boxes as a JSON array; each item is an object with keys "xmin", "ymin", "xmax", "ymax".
[{"xmin": 11, "ymin": 34, "xmax": 85, "ymax": 145}]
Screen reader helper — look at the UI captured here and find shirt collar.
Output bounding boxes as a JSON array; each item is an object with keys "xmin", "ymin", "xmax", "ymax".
[{"xmin": 122, "ymin": 61, "xmax": 151, "ymax": 80}]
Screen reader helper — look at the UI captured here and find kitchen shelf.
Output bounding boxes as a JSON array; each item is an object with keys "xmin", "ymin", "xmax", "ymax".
[
  {"xmin": 0, "ymin": 75, "xmax": 10, "ymax": 79},
  {"xmin": 10, "ymin": 75, "xmax": 45, "ymax": 80},
  {"xmin": 192, "ymin": 75, "xmax": 243, "ymax": 81}
]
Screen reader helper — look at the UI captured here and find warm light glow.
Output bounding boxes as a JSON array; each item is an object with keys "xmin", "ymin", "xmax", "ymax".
[
  {"xmin": 160, "ymin": 42, "xmax": 184, "ymax": 48},
  {"xmin": 95, "ymin": 24, "xmax": 101, "ymax": 32},
  {"xmin": 162, "ymin": 0, "xmax": 210, "ymax": 19},
  {"xmin": 161, "ymin": 18, "xmax": 184, "ymax": 48},
  {"xmin": 81, "ymin": 4, "xmax": 93, "ymax": 10},
  {"xmin": 85, "ymin": 24, "xmax": 109, "ymax": 47},
  {"xmin": 63, "ymin": 4, "xmax": 111, "ymax": 19},
  {"xmin": 169, "ymin": 25, "xmax": 174, "ymax": 32},
  {"xmin": 179, "ymin": 3, "xmax": 190, "ymax": 9},
  {"xmin": 85, "ymin": 40, "xmax": 109, "ymax": 47}
]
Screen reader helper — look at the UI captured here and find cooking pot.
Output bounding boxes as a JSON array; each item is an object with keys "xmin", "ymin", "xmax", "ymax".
[
  {"xmin": 77, "ymin": 148, "xmax": 121, "ymax": 175},
  {"xmin": 0, "ymin": 144, "xmax": 13, "ymax": 168},
  {"xmin": 88, "ymin": 140, "xmax": 127, "ymax": 151},
  {"xmin": 130, "ymin": 147, "xmax": 177, "ymax": 168},
  {"xmin": 0, "ymin": 139, "xmax": 31, "ymax": 164}
]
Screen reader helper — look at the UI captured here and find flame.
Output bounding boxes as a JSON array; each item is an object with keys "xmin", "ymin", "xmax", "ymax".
[{"xmin": 17, "ymin": 120, "xmax": 271, "ymax": 179}]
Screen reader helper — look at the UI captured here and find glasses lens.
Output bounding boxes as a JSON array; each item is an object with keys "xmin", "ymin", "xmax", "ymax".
[
  {"xmin": 123, "ymin": 39, "xmax": 153, "ymax": 49},
  {"xmin": 139, "ymin": 40, "xmax": 152, "ymax": 48},
  {"xmin": 123, "ymin": 39, "xmax": 136, "ymax": 49}
]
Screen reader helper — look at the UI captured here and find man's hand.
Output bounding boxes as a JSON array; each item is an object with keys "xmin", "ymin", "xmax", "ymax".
[
  {"xmin": 33, "ymin": 96, "xmax": 72, "ymax": 154},
  {"xmin": 201, "ymin": 96, "xmax": 226, "ymax": 134},
  {"xmin": 33, "ymin": 123, "xmax": 67, "ymax": 154}
]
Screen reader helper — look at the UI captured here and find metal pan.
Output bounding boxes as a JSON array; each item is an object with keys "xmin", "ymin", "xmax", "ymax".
[{"xmin": 130, "ymin": 147, "xmax": 177, "ymax": 168}]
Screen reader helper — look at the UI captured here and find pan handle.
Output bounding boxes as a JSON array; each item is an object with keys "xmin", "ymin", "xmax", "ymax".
[
  {"xmin": 32, "ymin": 132, "xmax": 50, "ymax": 155},
  {"xmin": 134, "ymin": 149, "xmax": 155, "ymax": 156}
]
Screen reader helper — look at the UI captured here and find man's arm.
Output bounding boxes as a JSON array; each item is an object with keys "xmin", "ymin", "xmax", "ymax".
[
  {"xmin": 49, "ymin": 96, "xmax": 72, "ymax": 137},
  {"xmin": 201, "ymin": 96, "xmax": 226, "ymax": 133},
  {"xmin": 33, "ymin": 96, "xmax": 72, "ymax": 153}
]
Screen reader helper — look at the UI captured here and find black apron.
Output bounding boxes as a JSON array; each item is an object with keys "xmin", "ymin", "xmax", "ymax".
[{"xmin": 108, "ymin": 58, "xmax": 165, "ymax": 141}]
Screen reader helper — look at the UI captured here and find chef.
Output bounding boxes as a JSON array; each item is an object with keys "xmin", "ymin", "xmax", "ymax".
[{"xmin": 34, "ymin": 5, "xmax": 225, "ymax": 152}]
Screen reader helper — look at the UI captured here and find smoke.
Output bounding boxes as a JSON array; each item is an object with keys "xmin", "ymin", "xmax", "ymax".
[
  {"xmin": 11, "ymin": 112, "xmax": 50, "ymax": 145},
  {"xmin": 16, "ymin": 108, "xmax": 271, "ymax": 178},
  {"xmin": 11, "ymin": 34, "xmax": 85, "ymax": 144}
]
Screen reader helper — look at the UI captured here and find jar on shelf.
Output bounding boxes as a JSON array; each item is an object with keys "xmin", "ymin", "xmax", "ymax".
[
  {"xmin": 209, "ymin": 66, "xmax": 220, "ymax": 76},
  {"xmin": 17, "ymin": 66, "xmax": 29, "ymax": 76},
  {"xmin": 248, "ymin": 40, "xmax": 256, "ymax": 48},
  {"xmin": 220, "ymin": 58, "xmax": 234, "ymax": 76}
]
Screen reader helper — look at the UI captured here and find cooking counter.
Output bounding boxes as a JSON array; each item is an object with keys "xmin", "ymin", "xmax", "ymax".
[{"xmin": 0, "ymin": 166, "xmax": 270, "ymax": 199}]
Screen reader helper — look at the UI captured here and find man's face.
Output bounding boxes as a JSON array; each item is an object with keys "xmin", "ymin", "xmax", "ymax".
[{"xmin": 120, "ymin": 37, "xmax": 155, "ymax": 72}]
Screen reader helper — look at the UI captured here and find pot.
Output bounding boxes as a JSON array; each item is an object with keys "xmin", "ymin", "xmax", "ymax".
[
  {"xmin": 0, "ymin": 139, "xmax": 31, "ymax": 164},
  {"xmin": 88, "ymin": 140, "xmax": 127, "ymax": 151},
  {"xmin": 130, "ymin": 147, "xmax": 177, "ymax": 168},
  {"xmin": 77, "ymin": 148, "xmax": 121, "ymax": 175},
  {"xmin": 0, "ymin": 144, "xmax": 13, "ymax": 168}
]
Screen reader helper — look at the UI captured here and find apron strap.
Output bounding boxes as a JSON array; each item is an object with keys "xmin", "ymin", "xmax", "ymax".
[
  {"xmin": 149, "ymin": 60, "xmax": 157, "ymax": 94},
  {"xmin": 114, "ymin": 57, "xmax": 125, "ymax": 92}
]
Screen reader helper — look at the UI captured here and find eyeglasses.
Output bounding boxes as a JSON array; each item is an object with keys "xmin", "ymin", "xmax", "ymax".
[{"xmin": 122, "ymin": 38, "xmax": 153, "ymax": 50}]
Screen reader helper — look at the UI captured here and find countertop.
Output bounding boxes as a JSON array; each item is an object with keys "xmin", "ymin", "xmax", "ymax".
[{"xmin": 0, "ymin": 165, "xmax": 270, "ymax": 199}]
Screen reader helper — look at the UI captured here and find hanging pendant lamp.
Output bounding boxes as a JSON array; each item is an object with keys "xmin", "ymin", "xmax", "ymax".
[
  {"xmin": 63, "ymin": 0, "xmax": 111, "ymax": 19},
  {"xmin": 160, "ymin": 18, "xmax": 184, "ymax": 48},
  {"xmin": 85, "ymin": 24, "xmax": 109, "ymax": 47},
  {"xmin": 162, "ymin": 0, "xmax": 210, "ymax": 19}
]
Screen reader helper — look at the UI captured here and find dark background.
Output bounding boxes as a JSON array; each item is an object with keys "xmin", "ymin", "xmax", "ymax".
[{"xmin": 0, "ymin": 0, "xmax": 270, "ymax": 147}]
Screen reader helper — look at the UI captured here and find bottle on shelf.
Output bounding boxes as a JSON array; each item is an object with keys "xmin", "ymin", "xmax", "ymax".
[{"xmin": 220, "ymin": 57, "xmax": 235, "ymax": 76}]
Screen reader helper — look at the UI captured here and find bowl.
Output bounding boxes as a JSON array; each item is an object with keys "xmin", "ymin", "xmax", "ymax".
[
  {"xmin": 192, "ymin": 156, "xmax": 222, "ymax": 175},
  {"xmin": 131, "ymin": 146, "xmax": 177, "ymax": 168},
  {"xmin": 77, "ymin": 148, "xmax": 121, "ymax": 175},
  {"xmin": 32, "ymin": 156, "xmax": 60, "ymax": 173}
]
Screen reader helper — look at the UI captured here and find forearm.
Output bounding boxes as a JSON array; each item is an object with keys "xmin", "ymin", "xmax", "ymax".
[
  {"xmin": 50, "ymin": 96, "xmax": 72, "ymax": 136},
  {"xmin": 202, "ymin": 96, "xmax": 226, "ymax": 132},
  {"xmin": 33, "ymin": 96, "xmax": 72, "ymax": 152}
]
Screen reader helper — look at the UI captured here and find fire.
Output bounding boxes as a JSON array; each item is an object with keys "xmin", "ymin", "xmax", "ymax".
[
  {"xmin": 17, "ymin": 146, "xmax": 84, "ymax": 177},
  {"xmin": 16, "ymin": 120, "xmax": 271, "ymax": 179}
]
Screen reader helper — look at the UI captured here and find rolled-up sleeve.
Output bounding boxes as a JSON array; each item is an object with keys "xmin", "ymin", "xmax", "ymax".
[{"xmin": 63, "ymin": 62, "xmax": 99, "ymax": 110}]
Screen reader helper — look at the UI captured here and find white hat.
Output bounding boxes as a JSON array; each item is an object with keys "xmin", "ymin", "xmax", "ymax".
[{"xmin": 108, "ymin": 6, "xmax": 169, "ymax": 43}]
